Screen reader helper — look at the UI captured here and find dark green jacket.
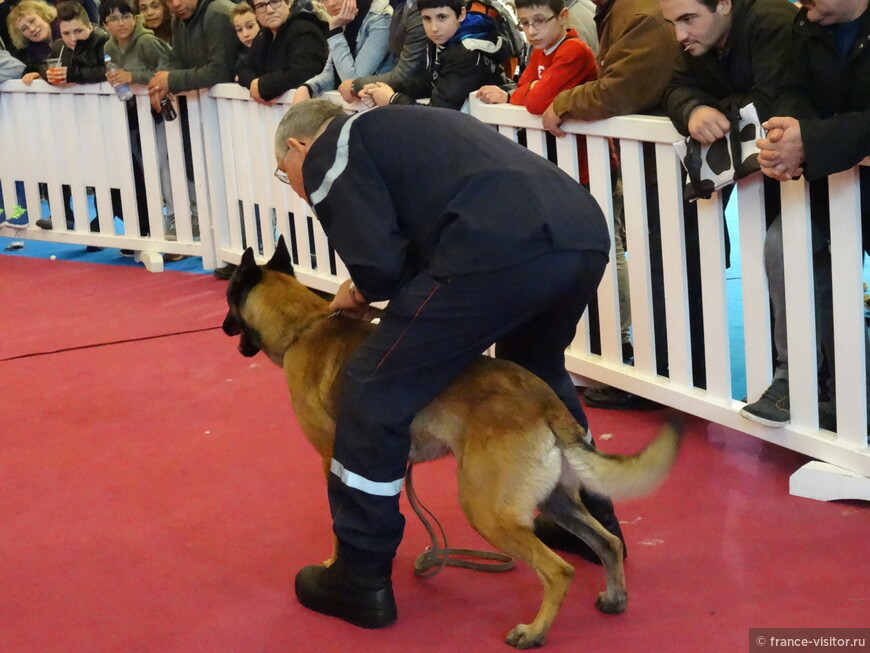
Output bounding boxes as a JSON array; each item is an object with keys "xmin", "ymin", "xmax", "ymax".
[
  {"xmin": 104, "ymin": 18, "xmax": 171, "ymax": 85},
  {"xmin": 168, "ymin": 0, "xmax": 239, "ymax": 93}
]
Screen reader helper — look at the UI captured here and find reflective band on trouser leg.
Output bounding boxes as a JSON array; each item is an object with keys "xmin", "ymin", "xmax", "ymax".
[{"xmin": 330, "ymin": 458, "xmax": 405, "ymax": 497}]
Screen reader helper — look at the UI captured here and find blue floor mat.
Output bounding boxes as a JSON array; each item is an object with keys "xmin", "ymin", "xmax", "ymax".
[{"xmin": 0, "ymin": 234, "xmax": 209, "ymax": 274}]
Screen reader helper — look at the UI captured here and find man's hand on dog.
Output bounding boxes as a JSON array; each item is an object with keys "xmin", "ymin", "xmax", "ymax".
[{"xmin": 330, "ymin": 279, "xmax": 368, "ymax": 314}]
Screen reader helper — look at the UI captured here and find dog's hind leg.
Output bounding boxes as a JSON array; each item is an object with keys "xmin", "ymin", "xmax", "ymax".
[
  {"xmin": 457, "ymin": 465, "xmax": 574, "ymax": 649},
  {"xmin": 540, "ymin": 487, "xmax": 627, "ymax": 614}
]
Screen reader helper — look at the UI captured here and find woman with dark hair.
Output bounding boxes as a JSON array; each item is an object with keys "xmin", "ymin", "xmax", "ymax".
[
  {"xmin": 137, "ymin": 0, "xmax": 171, "ymax": 43},
  {"xmin": 292, "ymin": 0, "xmax": 394, "ymax": 103},
  {"xmin": 235, "ymin": 0, "xmax": 329, "ymax": 103}
]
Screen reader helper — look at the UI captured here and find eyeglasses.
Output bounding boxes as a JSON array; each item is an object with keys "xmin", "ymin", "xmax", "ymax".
[
  {"xmin": 518, "ymin": 15, "xmax": 557, "ymax": 30},
  {"xmin": 274, "ymin": 148, "xmax": 291, "ymax": 185},
  {"xmin": 252, "ymin": 0, "xmax": 284, "ymax": 14},
  {"xmin": 105, "ymin": 14, "xmax": 136, "ymax": 24}
]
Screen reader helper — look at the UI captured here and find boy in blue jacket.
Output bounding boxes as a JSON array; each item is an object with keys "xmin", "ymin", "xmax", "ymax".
[{"xmin": 358, "ymin": 0, "xmax": 509, "ymax": 109}]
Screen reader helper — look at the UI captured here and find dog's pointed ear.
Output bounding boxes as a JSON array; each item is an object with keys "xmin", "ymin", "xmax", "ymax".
[
  {"xmin": 235, "ymin": 247, "xmax": 262, "ymax": 288},
  {"xmin": 265, "ymin": 235, "xmax": 295, "ymax": 276}
]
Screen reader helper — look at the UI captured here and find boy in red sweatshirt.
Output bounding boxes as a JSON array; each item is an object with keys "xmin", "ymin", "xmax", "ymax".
[{"xmin": 477, "ymin": 0, "xmax": 598, "ymax": 183}]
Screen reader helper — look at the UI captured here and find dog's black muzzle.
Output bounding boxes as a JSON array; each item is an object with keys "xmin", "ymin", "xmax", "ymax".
[{"xmin": 222, "ymin": 311, "xmax": 241, "ymax": 336}]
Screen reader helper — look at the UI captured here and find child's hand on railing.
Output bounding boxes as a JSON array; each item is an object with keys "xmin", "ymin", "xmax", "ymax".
[
  {"xmin": 106, "ymin": 68, "xmax": 132, "ymax": 87},
  {"xmin": 476, "ymin": 85, "xmax": 508, "ymax": 104}
]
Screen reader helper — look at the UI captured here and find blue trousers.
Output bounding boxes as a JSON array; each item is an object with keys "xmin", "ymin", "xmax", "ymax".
[{"xmin": 327, "ymin": 250, "xmax": 608, "ymax": 563}]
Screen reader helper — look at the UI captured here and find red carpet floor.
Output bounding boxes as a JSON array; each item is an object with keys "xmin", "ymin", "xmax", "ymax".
[{"xmin": 1, "ymin": 255, "xmax": 867, "ymax": 652}]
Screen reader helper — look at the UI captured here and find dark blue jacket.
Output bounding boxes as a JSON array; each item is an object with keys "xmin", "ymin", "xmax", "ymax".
[
  {"xmin": 302, "ymin": 105, "xmax": 609, "ymax": 301},
  {"xmin": 389, "ymin": 13, "xmax": 510, "ymax": 109}
]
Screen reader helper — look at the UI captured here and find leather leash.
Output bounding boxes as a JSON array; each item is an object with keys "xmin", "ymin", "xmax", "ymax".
[{"xmin": 405, "ymin": 464, "xmax": 515, "ymax": 578}]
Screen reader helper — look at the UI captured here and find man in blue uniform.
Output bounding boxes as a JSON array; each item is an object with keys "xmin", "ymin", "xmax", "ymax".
[{"xmin": 274, "ymin": 100, "xmax": 613, "ymax": 629}]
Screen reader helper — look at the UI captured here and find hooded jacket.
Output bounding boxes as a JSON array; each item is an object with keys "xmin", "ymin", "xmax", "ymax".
[
  {"xmin": 236, "ymin": 0, "xmax": 329, "ymax": 101},
  {"xmin": 168, "ymin": 0, "xmax": 239, "ymax": 93},
  {"xmin": 389, "ymin": 12, "xmax": 510, "ymax": 110},
  {"xmin": 304, "ymin": 0, "xmax": 395, "ymax": 96},
  {"xmin": 104, "ymin": 17, "xmax": 171, "ymax": 85},
  {"xmin": 351, "ymin": 0, "xmax": 426, "ymax": 92}
]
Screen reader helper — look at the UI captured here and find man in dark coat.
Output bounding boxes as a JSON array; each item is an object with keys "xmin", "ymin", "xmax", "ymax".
[
  {"xmin": 147, "ymin": 0, "xmax": 239, "ymax": 109},
  {"xmin": 757, "ymin": 0, "xmax": 869, "ymax": 201},
  {"xmin": 661, "ymin": 0, "xmax": 798, "ymax": 140},
  {"xmin": 274, "ymin": 99, "xmax": 612, "ymax": 629},
  {"xmin": 746, "ymin": 0, "xmax": 870, "ymax": 429}
]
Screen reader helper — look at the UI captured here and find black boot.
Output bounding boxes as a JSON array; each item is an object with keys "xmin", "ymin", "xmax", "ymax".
[
  {"xmin": 294, "ymin": 553, "xmax": 397, "ymax": 629},
  {"xmin": 534, "ymin": 490, "xmax": 627, "ymax": 565}
]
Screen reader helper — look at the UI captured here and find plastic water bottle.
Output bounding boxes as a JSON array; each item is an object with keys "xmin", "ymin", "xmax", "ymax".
[{"xmin": 104, "ymin": 55, "xmax": 133, "ymax": 101}]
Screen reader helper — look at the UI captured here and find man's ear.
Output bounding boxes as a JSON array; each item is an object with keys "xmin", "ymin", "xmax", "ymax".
[
  {"xmin": 286, "ymin": 137, "xmax": 309, "ymax": 159},
  {"xmin": 458, "ymin": 6, "xmax": 466, "ymax": 21},
  {"xmin": 716, "ymin": 0, "xmax": 732, "ymax": 15}
]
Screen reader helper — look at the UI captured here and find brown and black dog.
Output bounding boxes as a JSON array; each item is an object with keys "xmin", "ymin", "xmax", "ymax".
[{"xmin": 222, "ymin": 237, "xmax": 682, "ymax": 649}]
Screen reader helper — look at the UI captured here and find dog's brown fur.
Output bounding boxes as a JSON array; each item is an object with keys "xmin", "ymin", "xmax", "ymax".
[{"xmin": 223, "ymin": 238, "xmax": 682, "ymax": 649}]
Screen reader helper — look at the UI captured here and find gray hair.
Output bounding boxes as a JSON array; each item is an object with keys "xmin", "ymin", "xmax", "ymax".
[{"xmin": 274, "ymin": 100, "xmax": 346, "ymax": 157}]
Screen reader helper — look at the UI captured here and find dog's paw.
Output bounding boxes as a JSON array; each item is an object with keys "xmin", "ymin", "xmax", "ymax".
[
  {"xmin": 595, "ymin": 590, "xmax": 628, "ymax": 614},
  {"xmin": 505, "ymin": 624, "xmax": 546, "ymax": 649}
]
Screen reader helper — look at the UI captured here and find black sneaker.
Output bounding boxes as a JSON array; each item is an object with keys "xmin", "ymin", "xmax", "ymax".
[
  {"xmin": 582, "ymin": 386, "xmax": 661, "ymax": 411},
  {"xmin": 295, "ymin": 556, "xmax": 396, "ymax": 629},
  {"xmin": 213, "ymin": 263, "xmax": 237, "ymax": 280},
  {"xmin": 739, "ymin": 378, "xmax": 790, "ymax": 427}
]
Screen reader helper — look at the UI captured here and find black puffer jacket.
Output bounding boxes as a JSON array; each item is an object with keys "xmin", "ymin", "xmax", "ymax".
[
  {"xmin": 388, "ymin": 12, "xmax": 509, "ymax": 110},
  {"xmin": 236, "ymin": 1, "xmax": 329, "ymax": 101},
  {"xmin": 42, "ymin": 27, "xmax": 109, "ymax": 83}
]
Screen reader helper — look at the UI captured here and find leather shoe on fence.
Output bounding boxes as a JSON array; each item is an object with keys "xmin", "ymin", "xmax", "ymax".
[
  {"xmin": 582, "ymin": 386, "xmax": 661, "ymax": 411},
  {"xmin": 295, "ymin": 555, "xmax": 397, "ymax": 629}
]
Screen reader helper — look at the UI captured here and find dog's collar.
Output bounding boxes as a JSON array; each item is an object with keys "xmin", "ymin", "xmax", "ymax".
[{"xmin": 284, "ymin": 311, "xmax": 338, "ymax": 352}]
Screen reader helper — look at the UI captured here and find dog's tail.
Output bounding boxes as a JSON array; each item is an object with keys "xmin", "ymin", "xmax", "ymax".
[{"xmin": 553, "ymin": 416, "xmax": 683, "ymax": 500}]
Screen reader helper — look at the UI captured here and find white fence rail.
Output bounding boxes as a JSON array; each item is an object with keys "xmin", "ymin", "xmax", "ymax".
[
  {"xmin": 0, "ymin": 80, "xmax": 213, "ymax": 270},
  {"xmin": 1, "ymin": 81, "xmax": 867, "ymax": 484}
]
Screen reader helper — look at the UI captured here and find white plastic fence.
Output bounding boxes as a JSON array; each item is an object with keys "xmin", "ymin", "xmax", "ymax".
[
  {"xmin": 1, "ymin": 81, "xmax": 867, "ymax": 485},
  {"xmin": 0, "ymin": 80, "xmax": 213, "ymax": 271}
]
